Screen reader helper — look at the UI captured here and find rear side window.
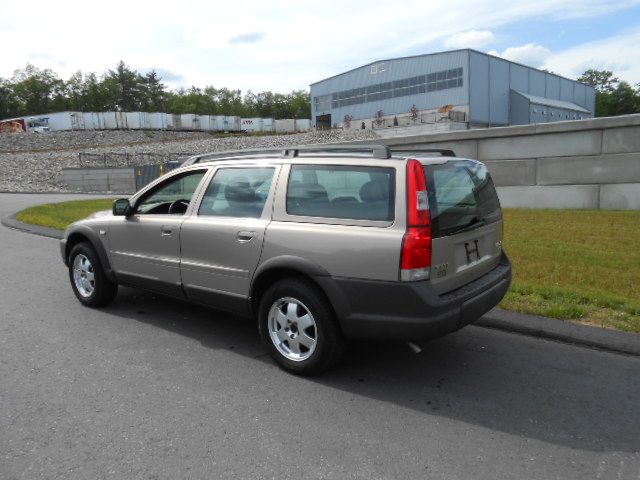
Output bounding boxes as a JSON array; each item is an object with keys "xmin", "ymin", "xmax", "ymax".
[
  {"xmin": 199, "ymin": 167, "xmax": 275, "ymax": 218},
  {"xmin": 287, "ymin": 165, "xmax": 395, "ymax": 221},
  {"xmin": 425, "ymin": 160, "xmax": 502, "ymax": 237}
]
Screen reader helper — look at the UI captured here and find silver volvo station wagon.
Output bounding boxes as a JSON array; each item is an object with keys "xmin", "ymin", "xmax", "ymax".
[{"xmin": 61, "ymin": 145, "xmax": 512, "ymax": 375}]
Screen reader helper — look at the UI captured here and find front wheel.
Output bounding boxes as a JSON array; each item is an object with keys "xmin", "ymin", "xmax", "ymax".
[
  {"xmin": 68, "ymin": 242, "xmax": 118, "ymax": 307},
  {"xmin": 259, "ymin": 277, "xmax": 345, "ymax": 375}
]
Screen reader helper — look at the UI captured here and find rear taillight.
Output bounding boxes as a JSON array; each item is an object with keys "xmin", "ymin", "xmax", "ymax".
[{"xmin": 401, "ymin": 159, "xmax": 431, "ymax": 281}]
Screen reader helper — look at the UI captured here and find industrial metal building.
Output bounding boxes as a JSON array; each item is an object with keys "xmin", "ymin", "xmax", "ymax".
[{"xmin": 310, "ymin": 49, "xmax": 596, "ymax": 131}]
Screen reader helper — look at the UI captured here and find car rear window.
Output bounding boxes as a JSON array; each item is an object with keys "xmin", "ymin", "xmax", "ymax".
[
  {"xmin": 286, "ymin": 165, "xmax": 395, "ymax": 221},
  {"xmin": 424, "ymin": 160, "xmax": 502, "ymax": 237}
]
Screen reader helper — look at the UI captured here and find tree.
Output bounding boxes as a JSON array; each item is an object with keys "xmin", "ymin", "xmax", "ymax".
[
  {"xmin": 9, "ymin": 64, "xmax": 65, "ymax": 115},
  {"xmin": 343, "ymin": 114, "xmax": 353, "ymax": 129},
  {"xmin": 578, "ymin": 69, "xmax": 640, "ymax": 117},
  {"xmin": 0, "ymin": 60, "xmax": 315, "ymax": 120},
  {"xmin": 0, "ymin": 78, "xmax": 20, "ymax": 118},
  {"xmin": 65, "ymin": 71, "xmax": 85, "ymax": 111},
  {"xmin": 374, "ymin": 110, "xmax": 384, "ymax": 127},
  {"xmin": 578, "ymin": 69, "xmax": 619, "ymax": 92},
  {"xmin": 82, "ymin": 72, "xmax": 111, "ymax": 111},
  {"xmin": 142, "ymin": 70, "xmax": 167, "ymax": 112},
  {"xmin": 105, "ymin": 61, "xmax": 143, "ymax": 111},
  {"xmin": 606, "ymin": 82, "xmax": 640, "ymax": 116}
]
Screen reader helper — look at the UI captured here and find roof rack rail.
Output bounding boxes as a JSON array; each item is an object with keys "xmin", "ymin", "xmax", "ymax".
[
  {"xmin": 390, "ymin": 148, "xmax": 456, "ymax": 157},
  {"xmin": 182, "ymin": 148, "xmax": 284, "ymax": 166},
  {"xmin": 182, "ymin": 144, "xmax": 393, "ymax": 166},
  {"xmin": 282, "ymin": 144, "xmax": 391, "ymax": 159}
]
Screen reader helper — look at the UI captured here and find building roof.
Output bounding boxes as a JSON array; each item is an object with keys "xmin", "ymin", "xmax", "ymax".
[
  {"xmin": 512, "ymin": 90, "xmax": 591, "ymax": 113},
  {"xmin": 310, "ymin": 48, "xmax": 593, "ymax": 90}
]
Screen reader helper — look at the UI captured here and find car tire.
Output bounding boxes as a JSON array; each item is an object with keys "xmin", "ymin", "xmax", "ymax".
[
  {"xmin": 68, "ymin": 242, "xmax": 118, "ymax": 307},
  {"xmin": 259, "ymin": 277, "xmax": 346, "ymax": 375}
]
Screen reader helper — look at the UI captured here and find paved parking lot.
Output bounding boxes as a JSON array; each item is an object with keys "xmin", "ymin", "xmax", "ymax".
[{"xmin": 1, "ymin": 193, "xmax": 639, "ymax": 480}]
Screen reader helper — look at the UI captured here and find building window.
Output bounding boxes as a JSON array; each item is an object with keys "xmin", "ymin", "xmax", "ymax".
[
  {"xmin": 327, "ymin": 67, "xmax": 463, "ymax": 109},
  {"xmin": 313, "ymin": 94, "xmax": 332, "ymax": 112}
]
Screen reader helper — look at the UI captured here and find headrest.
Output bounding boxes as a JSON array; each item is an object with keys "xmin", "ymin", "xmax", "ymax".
[
  {"xmin": 360, "ymin": 181, "xmax": 388, "ymax": 202},
  {"xmin": 225, "ymin": 176, "xmax": 255, "ymax": 203}
]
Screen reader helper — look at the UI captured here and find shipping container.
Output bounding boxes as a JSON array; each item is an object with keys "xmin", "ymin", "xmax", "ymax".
[
  {"xmin": 124, "ymin": 112, "xmax": 151, "ymax": 130},
  {"xmin": 241, "ymin": 117, "xmax": 263, "ymax": 132},
  {"xmin": 262, "ymin": 118, "xmax": 275, "ymax": 132},
  {"xmin": 84, "ymin": 112, "xmax": 106, "ymax": 130},
  {"xmin": 167, "ymin": 114, "xmax": 183, "ymax": 130},
  {"xmin": 180, "ymin": 114, "xmax": 201, "ymax": 131},
  {"xmin": 148, "ymin": 112, "xmax": 167, "ymax": 130},
  {"xmin": 103, "ymin": 112, "xmax": 118, "ymax": 130},
  {"xmin": 295, "ymin": 119, "xmax": 311, "ymax": 131},
  {"xmin": 115, "ymin": 112, "xmax": 128, "ymax": 129},
  {"xmin": 42, "ymin": 111, "xmax": 82, "ymax": 131},
  {"xmin": 275, "ymin": 119, "xmax": 296, "ymax": 133},
  {"xmin": 199, "ymin": 115, "xmax": 217, "ymax": 131}
]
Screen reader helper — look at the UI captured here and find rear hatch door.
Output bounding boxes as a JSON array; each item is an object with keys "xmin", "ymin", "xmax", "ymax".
[{"xmin": 425, "ymin": 159, "xmax": 504, "ymax": 295}]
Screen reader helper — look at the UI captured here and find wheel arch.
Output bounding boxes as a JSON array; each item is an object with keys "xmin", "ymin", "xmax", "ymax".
[
  {"xmin": 65, "ymin": 226, "xmax": 116, "ymax": 282},
  {"xmin": 250, "ymin": 256, "xmax": 349, "ymax": 325}
]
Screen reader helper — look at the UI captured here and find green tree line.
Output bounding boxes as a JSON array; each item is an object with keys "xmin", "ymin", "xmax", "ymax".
[
  {"xmin": 577, "ymin": 69, "xmax": 640, "ymax": 117},
  {"xmin": 1, "ymin": 62, "xmax": 638, "ymax": 121},
  {"xmin": 0, "ymin": 61, "xmax": 311, "ymax": 120}
]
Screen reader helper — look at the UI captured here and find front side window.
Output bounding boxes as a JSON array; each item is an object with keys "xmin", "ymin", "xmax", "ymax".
[
  {"xmin": 286, "ymin": 165, "xmax": 395, "ymax": 221},
  {"xmin": 136, "ymin": 170, "xmax": 206, "ymax": 215},
  {"xmin": 199, "ymin": 167, "xmax": 275, "ymax": 218}
]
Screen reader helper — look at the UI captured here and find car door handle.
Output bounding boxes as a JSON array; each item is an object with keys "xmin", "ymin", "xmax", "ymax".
[
  {"xmin": 237, "ymin": 231, "xmax": 255, "ymax": 243},
  {"xmin": 161, "ymin": 227, "xmax": 173, "ymax": 236}
]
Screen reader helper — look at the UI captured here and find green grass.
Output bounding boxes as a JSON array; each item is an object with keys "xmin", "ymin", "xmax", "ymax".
[
  {"xmin": 14, "ymin": 200, "xmax": 640, "ymax": 333},
  {"xmin": 16, "ymin": 198, "xmax": 114, "ymax": 231},
  {"xmin": 500, "ymin": 209, "xmax": 640, "ymax": 333}
]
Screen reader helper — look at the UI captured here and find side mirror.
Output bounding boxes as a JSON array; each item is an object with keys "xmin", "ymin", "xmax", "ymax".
[{"xmin": 112, "ymin": 198, "xmax": 132, "ymax": 216}]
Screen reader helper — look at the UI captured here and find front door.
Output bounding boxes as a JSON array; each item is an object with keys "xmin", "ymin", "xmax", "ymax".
[
  {"xmin": 109, "ymin": 169, "xmax": 208, "ymax": 296},
  {"xmin": 179, "ymin": 166, "xmax": 278, "ymax": 314}
]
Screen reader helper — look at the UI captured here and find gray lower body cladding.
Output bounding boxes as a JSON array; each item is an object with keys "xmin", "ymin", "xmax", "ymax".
[{"xmin": 315, "ymin": 253, "xmax": 512, "ymax": 341}]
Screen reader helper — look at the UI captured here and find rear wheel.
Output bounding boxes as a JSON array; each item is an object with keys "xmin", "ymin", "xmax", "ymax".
[
  {"xmin": 259, "ymin": 277, "xmax": 345, "ymax": 375},
  {"xmin": 68, "ymin": 242, "xmax": 118, "ymax": 307}
]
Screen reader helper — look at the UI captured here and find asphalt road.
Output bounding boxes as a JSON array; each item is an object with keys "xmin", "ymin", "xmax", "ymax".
[{"xmin": 1, "ymin": 193, "xmax": 639, "ymax": 480}]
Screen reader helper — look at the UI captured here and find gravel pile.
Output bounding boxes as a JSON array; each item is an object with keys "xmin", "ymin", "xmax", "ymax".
[
  {"xmin": 0, "ymin": 129, "xmax": 377, "ymax": 192},
  {"xmin": 0, "ymin": 130, "xmax": 210, "ymax": 153}
]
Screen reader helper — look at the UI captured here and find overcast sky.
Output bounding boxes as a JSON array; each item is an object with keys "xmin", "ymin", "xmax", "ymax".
[{"xmin": 1, "ymin": 0, "xmax": 639, "ymax": 92}]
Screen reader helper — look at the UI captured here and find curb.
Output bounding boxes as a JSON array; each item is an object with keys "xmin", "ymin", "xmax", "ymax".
[
  {"xmin": 2, "ymin": 210, "xmax": 639, "ymax": 357},
  {"xmin": 1, "ymin": 213, "xmax": 63, "ymax": 239},
  {"xmin": 477, "ymin": 309, "xmax": 640, "ymax": 357}
]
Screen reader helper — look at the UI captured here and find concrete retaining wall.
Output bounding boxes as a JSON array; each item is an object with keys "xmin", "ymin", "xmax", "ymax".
[
  {"xmin": 60, "ymin": 115, "xmax": 640, "ymax": 209},
  {"xmin": 349, "ymin": 114, "xmax": 640, "ymax": 210},
  {"xmin": 63, "ymin": 168, "xmax": 135, "ymax": 194}
]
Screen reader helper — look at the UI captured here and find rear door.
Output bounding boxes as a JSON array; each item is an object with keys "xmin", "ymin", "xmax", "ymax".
[
  {"xmin": 425, "ymin": 160, "xmax": 504, "ymax": 294},
  {"xmin": 179, "ymin": 165, "xmax": 279, "ymax": 314}
]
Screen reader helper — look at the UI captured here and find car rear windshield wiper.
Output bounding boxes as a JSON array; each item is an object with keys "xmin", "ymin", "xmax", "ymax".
[{"xmin": 445, "ymin": 216, "xmax": 486, "ymax": 236}]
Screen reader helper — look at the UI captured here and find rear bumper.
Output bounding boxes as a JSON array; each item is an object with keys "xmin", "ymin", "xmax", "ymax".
[{"xmin": 314, "ymin": 252, "xmax": 512, "ymax": 341}]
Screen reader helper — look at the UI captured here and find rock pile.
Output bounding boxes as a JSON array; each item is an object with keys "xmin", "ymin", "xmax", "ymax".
[{"xmin": 0, "ymin": 129, "xmax": 377, "ymax": 192}]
